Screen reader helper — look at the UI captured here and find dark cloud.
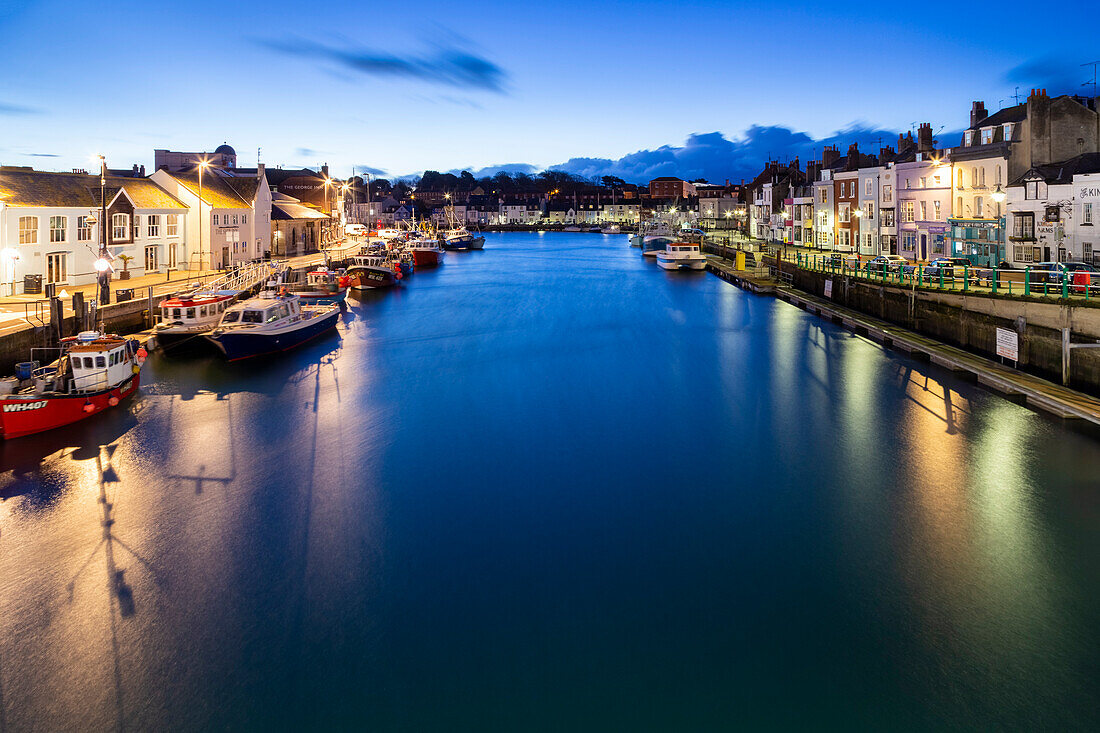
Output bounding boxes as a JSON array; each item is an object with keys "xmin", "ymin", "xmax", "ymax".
[
  {"xmin": 1005, "ymin": 54, "xmax": 1097, "ymax": 96},
  {"xmin": 352, "ymin": 165, "xmax": 389, "ymax": 177},
  {"xmin": 0, "ymin": 101, "xmax": 37, "ymax": 115},
  {"xmin": 259, "ymin": 37, "xmax": 507, "ymax": 93},
  {"xmin": 547, "ymin": 125, "xmax": 909, "ymax": 183},
  {"xmin": 296, "ymin": 147, "xmax": 320, "ymax": 157},
  {"xmin": 28, "ymin": 153, "xmax": 59, "ymax": 158}
]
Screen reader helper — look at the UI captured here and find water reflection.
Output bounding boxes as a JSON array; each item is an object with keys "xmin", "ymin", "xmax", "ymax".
[{"xmin": 1, "ymin": 233, "xmax": 1098, "ymax": 730}]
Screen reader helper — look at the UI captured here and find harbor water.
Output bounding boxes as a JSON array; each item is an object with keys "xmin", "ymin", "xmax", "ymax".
[{"xmin": 2, "ymin": 232, "xmax": 1098, "ymax": 730}]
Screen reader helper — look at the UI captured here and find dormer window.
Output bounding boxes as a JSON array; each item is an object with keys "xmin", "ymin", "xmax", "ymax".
[
  {"xmin": 965, "ymin": 131, "xmax": 974, "ymax": 146},
  {"xmin": 980, "ymin": 128, "xmax": 993, "ymax": 145},
  {"xmin": 1003, "ymin": 123, "xmax": 1013, "ymax": 140},
  {"xmin": 1025, "ymin": 180, "xmax": 1039, "ymax": 200}
]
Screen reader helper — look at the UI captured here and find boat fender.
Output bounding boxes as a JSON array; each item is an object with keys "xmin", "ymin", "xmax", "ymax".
[
  {"xmin": 83, "ymin": 401, "xmax": 96, "ymax": 413},
  {"xmin": 108, "ymin": 395, "xmax": 119, "ymax": 407},
  {"xmin": 132, "ymin": 364, "xmax": 141, "ymax": 375}
]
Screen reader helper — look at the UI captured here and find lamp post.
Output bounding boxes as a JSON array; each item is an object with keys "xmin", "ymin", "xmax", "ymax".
[{"xmin": 96, "ymin": 155, "xmax": 111, "ymax": 305}]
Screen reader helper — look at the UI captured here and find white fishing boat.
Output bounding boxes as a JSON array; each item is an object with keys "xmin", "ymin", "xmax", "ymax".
[
  {"xmin": 656, "ymin": 242, "xmax": 707, "ymax": 271},
  {"xmin": 207, "ymin": 291, "xmax": 340, "ymax": 361}
]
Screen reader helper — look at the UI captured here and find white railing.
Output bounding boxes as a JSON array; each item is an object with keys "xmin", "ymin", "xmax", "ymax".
[{"xmin": 201, "ymin": 260, "xmax": 287, "ymax": 294}]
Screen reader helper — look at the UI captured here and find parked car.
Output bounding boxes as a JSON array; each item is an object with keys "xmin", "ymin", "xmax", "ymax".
[
  {"xmin": 1027, "ymin": 261, "xmax": 1100, "ymax": 293},
  {"xmin": 867, "ymin": 254, "xmax": 907, "ymax": 274},
  {"xmin": 923, "ymin": 257, "xmax": 972, "ymax": 282}
]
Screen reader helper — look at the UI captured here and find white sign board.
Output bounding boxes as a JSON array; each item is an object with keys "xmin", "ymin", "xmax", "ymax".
[
  {"xmin": 996, "ymin": 327, "xmax": 1019, "ymax": 361},
  {"xmin": 824, "ymin": 279, "xmax": 833, "ymax": 298}
]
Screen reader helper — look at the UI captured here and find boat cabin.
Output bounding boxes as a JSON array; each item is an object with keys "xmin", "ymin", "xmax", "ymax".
[
  {"xmin": 160, "ymin": 293, "xmax": 233, "ymax": 327},
  {"xmin": 667, "ymin": 243, "xmax": 700, "ymax": 253},
  {"xmin": 67, "ymin": 335, "xmax": 133, "ymax": 391},
  {"xmin": 219, "ymin": 296, "xmax": 301, "ymax": 327}
]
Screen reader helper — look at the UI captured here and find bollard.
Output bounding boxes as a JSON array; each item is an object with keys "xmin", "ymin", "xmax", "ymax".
[
  {"xmin": 939, "ymin": 269, "xmax": 944, "ymax": 289},
  {"xmin": 963, "ymin": 265, "xmax": 969, "ymax": 292},
  {"xmin": 1024, "ymin": 267, "xmax": 1031, "ymax": 296},
  {"xmin": 1062, "ymin": 276, "xmax": 1068, "ymax": 299},
  {"xmin": 991, "ymin": 268, "xmax": 998, "ymax": 294}
]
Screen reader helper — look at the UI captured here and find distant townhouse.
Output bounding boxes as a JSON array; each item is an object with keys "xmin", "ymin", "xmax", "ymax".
[
  {"xmin": 1005, "ymin": 153, "xmax": 1100, "ymax": 265},
  {"xmin": 648, "ymin": 177, "xmax": 696, "ymax": 200},
  {"xmin": 893, "ymin": 125, "xmax": 951, "ymax": 261},
  {"xmin": 857, "ymin": 161, "xmax": 882, "ymax": 256},
  {"xmin": 0, "ymin": 167, "xmax": 190, "ymax": 294},
  {"xmin": 602, "ymin": 202, "xmax": 640, "ymax": 224},
  {"xmin": 834, "ymin": 162, "xmax": 859, "ymax": 254}
]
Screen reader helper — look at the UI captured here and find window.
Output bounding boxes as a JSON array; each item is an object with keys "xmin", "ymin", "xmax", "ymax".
[
  {"xmin": 213, "ymin": 214, "xmax": 219, "ymax": 226},
  {"xmin": 920, "ymin": 177, "xmax": 927, "ymax": 188},
  {"xmin": 18, "ymin": 216, "xmax": 38, "ymax": 244},
  {"xmin": 1085, "ymin": 242, "xmax": 1093, "ymax": 262},
  {"xmin": 1003, "ymin": 123, "xmax": 1013, "ymax": 140},
  {"xmin": 957, "ymin": 196, "xmax": 964, "ymax": 215},
  {"xmin": 965, "ymin": 130, "xmax": 974, "ymax": 146},
  {"xmin": 882, "ymin": 209, "xmax": 895, "ymax": 227},
  {"xmin": 145, "ymin": 245, "xmax": 158, "ymax": 272},
  {"xmin": 975, "ymin": 197, "xmax": 984, "ymax": 217},
  {"xmin": 902, "ymin": 231, "xmax": 917, "ymax": 250},
  {"xmin": 971, "ymin": 168, "xmax": 978, "ymax": 187},
  {"xmin": 980, "ymin": 128, "xmax": 993, "ymax": 145},
  {"xmin": 864, "ymin": 233, "xmax": 872, "ymax": 249},
  {"xmin": 1025, "ymin": 181, "xmax": 1038, "ymax": 199},
  {"xmin": 840, "ymin": 204, "xmax": 850, "ymax": 223},
  {"xmin": 1012, "ymin": 212, "xmax": 1035, "ymax": 239},
  {"xmin": 837, "ymin": 230, "xmax": 850, "ymax": 248},
  {"xmin": 819, "ymin": 188, "xmax": 827, "ymax": 203},
  {"xmin": 1012, "ymin": 245, "xmax": 1035, "ymax": 262},
  {"xmin": 46, "ymin": 252, "xmax": 66, "ymax": 283},
  {"xmin": 47, "ymin": 215, "xmax": 66, "ymax": 243},
  {"xmin": 934, "ymin": 201, "xmax": 941, "ymax": 220},
  {"xmin": 169, "ymin": 243, "xmax": 177, "ymax": 269},
  {"xmin": 902, "ymin": 201, "xmax": 915, "ymax": 223},
  {"xmin": 905, "ymin": 178, "xmax": 912, "ymax": 189},
  {"xmin": 133, "ymin": 215, "xmax": 141, "ymax": 238},
  {"xmin": 77, "ymin": 216, "xmax": 92, "ymax": 241},
  {"xmin": 919, "ymin": 201, "xmax": 927, "ymax": 220},
  {"xmin": 957, "ymin": 170, "xmax": 964, "ymax": 189},
  {"xmin": 168, "ymin": 214, "xmax": 178, "ymax": 236},
  {"xmin": 241, "ymin": 214, "xmax": 247, "ymax": 224},
  {"xmin": 863, "ymin": 202, "xmax": 874, "ymax": 219},
  {"xmin": 882, "ymin": 184, "xmax": 893, "ymax": 204},
  {"xmin": 865, "ymin": 178, "xmax": 872, "ymax": 195},
  {"xmin": 112, "ymin": 213, "xmax": 129, "ymax": 240},
  {"xmin": 232, "ymin": 215, "xmax": 239, "ymax": 225},
  {"xmin": 932, "ymin": 234, "xmax": 945, "ymax": 255},
  {"xmin": 1084, "ymin": 203, "xmax": 1093, "ymax": 225},
  {"xmin": 148, "ymin": 214, "xmax": 160, "ymax": 237},
  {"xmin": 980, "ymin": 168, "xmax": 986, "ymax": 187}
]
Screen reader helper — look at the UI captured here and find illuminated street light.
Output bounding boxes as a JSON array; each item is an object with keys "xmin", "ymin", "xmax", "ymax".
[{"xmin": 991, "ymin": 185, "xmax": 1006, "ymax": 204}]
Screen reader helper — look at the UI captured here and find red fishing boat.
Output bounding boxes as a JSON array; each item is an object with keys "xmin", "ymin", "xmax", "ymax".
[
  {"xmin": 0, "ymin": 332, "xmax": 145, "ymax": 440},
  {"xmin": 405, "ymin": 235, "xmax": 444, "ymax": 268}
]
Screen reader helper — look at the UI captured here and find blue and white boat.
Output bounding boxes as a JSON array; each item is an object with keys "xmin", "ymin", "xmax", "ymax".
[{"xmin": 207, "ymin": 291, "xmax": 339, "ymax": 362}]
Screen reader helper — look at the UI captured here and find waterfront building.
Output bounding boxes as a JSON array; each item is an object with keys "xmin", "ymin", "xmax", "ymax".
[
  {"xmin": 1005, "ymin": 152, "xmax": 1100, "ymax": 264},
  {"xmin": 0, "ymin": 167, "xmax": 190, "ymax": 294},
  {"xmin": 150, "ymin": 166, "xmax": 272, "ymax": 269},
  {"xmin": 857, "ymin": 163, "xmax": 881, "ymax": 256},
  {"xmin": 602, "ymin": 202, "xmax": 640, "ymax": 224},
  {"xmin": 648, "ymin": 177, "xmax": 696, "ymax": 200},
  {"xmin": 813, "ymin": 151, "xmax": 837, "ymax": 250},
  {"xmin": 894, "ymin": 125, "xmax": 951, "ymax": 261},
  {"xmin": 789, "ymin": 185, "xmax": 814, "ymax": 246},
  {"xmin": 154, "ymin": 143, "xmax": 237, "ymax": 172},
  {"xmin": 834, "ymin": 162, "xmax": 859, "ymax": 254},
  {"xmin": 270, "ymin": 191, "xmax": 328, "ymax": 257}
]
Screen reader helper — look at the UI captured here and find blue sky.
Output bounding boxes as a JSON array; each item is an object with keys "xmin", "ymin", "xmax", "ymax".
[{"xmin": 0, "ymin": 0, "xmax": 1097, "ymax": 181}]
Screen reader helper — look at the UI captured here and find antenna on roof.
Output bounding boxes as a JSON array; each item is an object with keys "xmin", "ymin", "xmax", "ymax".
[
  {"xmin": 1082, "ymin": 61, "xmax": 1099, "ymax": 98},
  {"xmin": 257, "ymin": 146, "xmax": 262, "ymax": 165},
  {"xmin": 1013, "ymin": 86, "xmax": 1022, "ymax": 104}
]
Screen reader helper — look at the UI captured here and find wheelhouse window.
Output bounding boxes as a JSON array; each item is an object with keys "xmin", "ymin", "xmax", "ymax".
[
  {"xmin": 222, "ymin": 311, "xmax": 240, "ymax": 323},
  {"xmin": 242, "ymin": 310, "xmax": 262, "ymax": 323},
  {"xmin": 18, "ymin": 216, "xmax": 38, "ymax": 244},
  {"xmin": 49, "ymin": 216, "xmax": 67, "ymax": 243},
  {"xmin": 112, "ymin": 213, "xmax": 129, "ymax": 240}
]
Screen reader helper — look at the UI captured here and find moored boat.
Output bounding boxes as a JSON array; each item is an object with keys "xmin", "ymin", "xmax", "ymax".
[
  {"xmin": 207, "ymin": 292, "xmax": 340, "ymax": 362},
  {"xmin": 346, "ymin": 254, "xmax": 400, "ymax": 289},
  {"xmin": 154, "ymin": 290, "xmax": 236, "ymax": 354},
  {"xmin": 406, "ymin": 236, "xmax": 444, "ymax": 268},
  {"xmin": 0, "ymin": 332, "xmax": 144, "ymax": 440},
  {"xmin": 289, "ymin": 268, "xmax": 349, "ymax": 306},
  {"xmin": 656, "ymin": 241, "xmax": 707, "ymax": 271}
]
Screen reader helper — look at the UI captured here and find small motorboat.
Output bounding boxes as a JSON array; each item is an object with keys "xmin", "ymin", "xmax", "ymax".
[
  {"xmin": 207, "ymin": 291, "xmax": 340, "ymax": 362},
  {"xmin": 656, "ymin": 242, "xmax": 707, "ymax": 271},
  {"xmin": 289, "ymin": 268, "xmax": 349, "ymax": 305},
  {"xmin": 0, "ymin": 331, "xmax": 145, "ymax": 440},
  {"xmin": 154, "ymin": 290, "xmax": 236, "ymax": 354},
  {"xmin": 347, "ymin": 254, "xmax": 401, "ymax": 289}
]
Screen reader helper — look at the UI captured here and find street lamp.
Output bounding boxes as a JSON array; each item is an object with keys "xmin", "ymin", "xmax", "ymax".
[
  {"xmin": 991, "ymin": 185, "xmax": 1006, "ymax": 204},
  {"xmin": 96, "ymin": 155, "xmax": 111, "ymax": 305}
]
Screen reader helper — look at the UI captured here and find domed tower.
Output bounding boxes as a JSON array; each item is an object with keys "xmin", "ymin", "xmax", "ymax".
[{"xmin": 213, "ymin": 143, "xmax": 236, "ymax": 169}]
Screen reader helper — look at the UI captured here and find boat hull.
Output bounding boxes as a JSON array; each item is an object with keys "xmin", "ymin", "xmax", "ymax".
[
  {"xmin": 292, "ymin": 288, "xmax": 348, "ymax": 306},
  {"xmin": 0, "ymin": 374, "xmax": 140, "ymax": 440},
  {"xmin": 155, "ymin": 328, "xmax": 219, "ymax": 356},
  {"xmin": 411, "ymin": 250, "xmax": 442, "ymax": 268},
  {"xmin": 656, "ymin": 256, "xmax": 707, "ymax": 271},
  {"xmin": 467, "ymin": 236, "xmax": 485, "ymax": 250},
  {"xmin": 642, "ymin": 235, "xmax": 677, "ymax": 253},
  {"xmin": 442, "ymin": 239, "xmax": 469, "ymax": 251},
  {"xmin": 208, "ymin": 309, "xmax": 340, "ymax": 362},
  {"xmin": 349, "ymin": 268, "xmax": 396, "ymax": 289}
]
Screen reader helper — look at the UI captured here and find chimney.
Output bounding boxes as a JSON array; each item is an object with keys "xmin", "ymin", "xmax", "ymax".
[
  {"xmin": 917, "ymin": 123, "xmax": 934, "ymax": 153},
  {"xmin": 879, "ymin": 145, "xmax": 895, "ymax": 162},
  {"xmin": 806, "ymin": 160, "xmax": 821, "ymax": 182},
  {"xmin": 257, "ymin": 162, "xmax": 266, "ymax": 181},
  {"xmin": 846, "ymin": 143, "xmax": 860, "ymax": 170},
  {"xmin": 970, "ymin": 101, "xmax": 988, "ymax": 127},
  {"xmin": 321, "ymin": 164, "xmax": 330, "ymax": 179},
  {"xmin": 822, "ymin": 145, "xmax": 840, "ymax": 167}
]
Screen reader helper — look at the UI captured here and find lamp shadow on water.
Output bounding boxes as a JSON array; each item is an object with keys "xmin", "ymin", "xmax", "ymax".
[{"xmin": 63, "ymin": 444, "xmax": 164, "ymax": 733}]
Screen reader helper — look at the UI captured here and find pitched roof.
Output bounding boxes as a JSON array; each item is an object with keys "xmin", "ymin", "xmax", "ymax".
[
  {"xmin": 272, "ymin": 201, "xmax": 329, "ymax": 221},
  {"xmin": 1012, "ymin": 152, "xmax": 1100, "ymax": 186},
  {"xmin": 165, "ymin": 170, "xmax": 255, "ymax": 209},
  {"xmin": 969, "ymin": 103, "xmax": 1028, "ymax": 131},
  {"xmin": 0, "ymin": 169, "xmax": 186, "ymax": 209}
]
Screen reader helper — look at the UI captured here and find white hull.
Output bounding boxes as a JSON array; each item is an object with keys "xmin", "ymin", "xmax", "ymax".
[{"xmin": 657, "ymin": 257, "xmax": 707, "ymax": 270}]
